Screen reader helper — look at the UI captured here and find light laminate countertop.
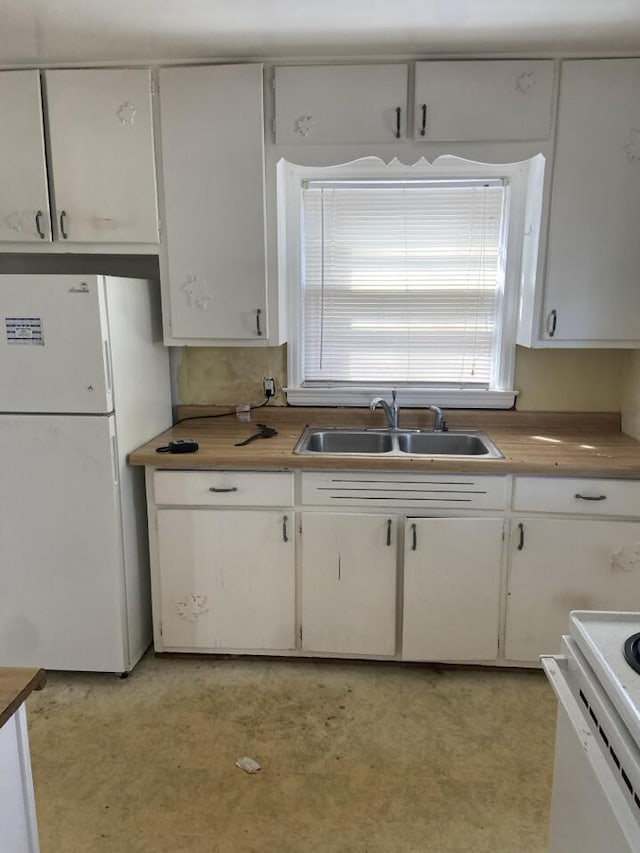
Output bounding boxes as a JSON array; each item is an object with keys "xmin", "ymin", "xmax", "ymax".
[{"xmin": 128, "ymin": 408, "xmax": 640, "ymax": 478}]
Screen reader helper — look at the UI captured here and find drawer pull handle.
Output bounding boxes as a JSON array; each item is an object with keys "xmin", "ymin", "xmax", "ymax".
[
  {"xmin": 35, "ymin": 209, "xmax": 46, "ymax": 239},
  {"xmin": 59, "ymin": 209, "xmax": 68, "ymax": 239},
  {"xmin": 395, "ymin": 106, "xmax": 402, "ymax": 138},
  {"xmin": 386, "ymin": 518, "xmax": 392, "ymax": 546},
  {"xmin": 256, "ymin": 308, "xmax": 263, "ymax": 337},
  {"xmin": 420, "ymin": 103, "xmax": 427, "ymax": 136},
  {"xmin": 282, "ymin": 515, "xmax": 289, "ymax": 543},
  {"xmin": 575, "ymin": 493, "xmax": 607, "ymax": 501},
  {"xmin": 411, "ymin": 523, "xmax": 417, "ymax": 552},
  {"xmin": 547, "ymin": 309, "xmax": 557, "ymax": 337},
  {"xmin": 517, "ymin": 522, "xmax": 524, "ymax": 551},
  {"xmin": 209, "ymin": 486, "xmax": 238, "ymax": 493}
]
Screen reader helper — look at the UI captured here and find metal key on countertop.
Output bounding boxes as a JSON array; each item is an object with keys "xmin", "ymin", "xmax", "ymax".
[{"xmin": 234, "ymin": 423, "xmax": 278, "ymax": 446}]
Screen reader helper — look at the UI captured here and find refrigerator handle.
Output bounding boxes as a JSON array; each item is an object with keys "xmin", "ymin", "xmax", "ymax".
[
  {"xmin": 111, "ymin": 435, "xmax": 119, "ymax": 485},
  {"xmin": 104, "ymin": 341, "xmax": 113, "ymax": 396}
]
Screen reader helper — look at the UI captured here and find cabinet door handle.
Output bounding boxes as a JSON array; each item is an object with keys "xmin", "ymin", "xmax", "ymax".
[
  {"xmin": 386, "ymin": 518, "xmax": 392, "ymax": 546},
  {"xmin": 209, "ymin": 486, "xmax": 238, "ymax": 493},
  {"xmin": 420, "ymin": 104, "xmax": 427, "ymax": 136},
  {"xmin": 411, "ymin": 522, "xmax": 417, "ymax": 551},
  {"xmin": 395, "ymin": 106, "xmax": 402, "ymax": 139},
  {"xmin": 35, "ymin": 210, "xmax": 46, "ymax": 239},
  {"xmin": 517, "ymin": 522, "xmax": 524, "ymax": 551},
  {"xmin": 282, "ymin": 515, "xmax": 289, "ymax": 542},
  {"xmin": 256, "ymin": 308, "xmax": 263, "ymax": 337},
  {"xmin": 575, "ymin": 493, "xmax": 607, "ymax": 501},
  {"xmin": 59, "ymin": 210, "xmax": 68, "ymax": 239},
  {"xmin": 547, "ymin": 309, "xmax": 557, "ymax": 337}
]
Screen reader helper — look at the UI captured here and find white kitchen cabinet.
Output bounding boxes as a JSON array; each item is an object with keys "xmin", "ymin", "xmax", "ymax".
[
  {"xmin": 300, "ymin": 512, "xmax": 397, "ymax": 656},
  {"xmin": 402, "ymin": 517, "xmax": 503, "ymax": 661},
  {"xmin": 158, "ymin": 64, "xmax": 270, "ymax": 344},
  {"xmin": 413, "ymin": 60, "xmax": 554, "ymax": 142},
  {"xmin": 156, "ymin": 508, "xmax": 295, "ymax": 651},
  {"xmin": 0, "ymin": 69, "xmax": 158, "ymax": 247},
  {"xmin": 505, "ymin": 517, "xmax": 640, "ymax": 662},
  {"xmin": 539, "ymin": 59, "xmax": 640, "ymax": 345},
  {"xmin": 274, "ymin": 64, "xmax": 408, "ymax": 144},
  {"xmin": 0, "ymin": 697, "xmax": 42, "ymax": 853},
  {"xmin": 0, "ymin": 70, "xmax": 50, "ymax": 242},
  {"xmin": 44, "ymin": 69, "xmax": 158, "ymax": 244}
]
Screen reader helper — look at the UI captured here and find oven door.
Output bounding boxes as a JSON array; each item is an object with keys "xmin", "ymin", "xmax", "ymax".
[{"xmin": 542, "ymin": 654, "xmax": 640, "ymax": 853}]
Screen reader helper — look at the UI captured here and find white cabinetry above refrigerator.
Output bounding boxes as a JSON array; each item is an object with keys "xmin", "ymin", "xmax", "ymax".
[{"xmin": 0, "ymin": 69, "xmax": 158, "ymax": 248}]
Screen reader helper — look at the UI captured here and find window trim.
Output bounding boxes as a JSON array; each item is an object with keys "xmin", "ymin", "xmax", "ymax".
[{"xmin": 277, "ymin": 155, "xmax": 545, "ymax": 408}]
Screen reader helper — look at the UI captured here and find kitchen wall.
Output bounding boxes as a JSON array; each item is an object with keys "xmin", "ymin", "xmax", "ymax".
[
  {"xmin": 177, "ymin": 344, "xmax": 626, "ymax": 412},
  {"xmin": 621, "ymin": 351, "xmax": 640, "ymax": 439}
]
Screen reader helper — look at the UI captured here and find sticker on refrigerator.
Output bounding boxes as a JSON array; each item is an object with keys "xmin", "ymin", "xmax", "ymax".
[{"xmin": 5, "ymin": 318, "xmax": 44, "ymax": 345}]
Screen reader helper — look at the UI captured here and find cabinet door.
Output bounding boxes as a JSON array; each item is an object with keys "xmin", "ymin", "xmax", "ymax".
[
  {"xmin": 275, "ymin": 65, "xmax": 408, "ymax": 144},
  {"xmin": 505, "ymin": 518, "xmax": 640, "ymax": 662},
  {"xmin": 44, "ymin": 69, "xmax": 158, "ymax": 243},
  {"xmin": 0, "ymin": 70, "xmax": 51, "ymax": 242},
  {"xmin": 414, "ymin": 60, "xmax": 554, "ymax": 142},
  {"xmin": 301, "ymin": 513, "xmax": 397, "ymax": 656},
  {"xmin": 402, "ymin": 517, "xmax": 503, "ymax": 661},
  {"xmin": 158, "ymin": 64, "xmax": 267, "ymax": 343},
  {"xmin": 543, "ymin": 60, "xmax": 640, "ymax": 342},
  {"xmin": 156, "ymin": 509, "xmax": 295, "ymax": 651}
]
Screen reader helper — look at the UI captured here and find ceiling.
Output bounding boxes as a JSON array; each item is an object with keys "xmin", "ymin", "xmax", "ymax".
[{"xmin": 1, "ymin": 0, "xmax": 639, "ymax": 66}]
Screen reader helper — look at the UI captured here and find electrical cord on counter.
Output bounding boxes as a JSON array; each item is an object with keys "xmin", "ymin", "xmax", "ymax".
[{"xmin": 174, "ymin": 396, "xmax": 270, "ymax": 425}]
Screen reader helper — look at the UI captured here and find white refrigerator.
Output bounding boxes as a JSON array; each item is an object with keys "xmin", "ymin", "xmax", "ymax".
[{"xmin": 0, "ymin": 274, "xmax": 171, "ymax": 673}]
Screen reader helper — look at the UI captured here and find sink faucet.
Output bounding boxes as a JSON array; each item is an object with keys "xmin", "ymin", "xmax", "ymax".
[
  {"xmin": 370, "ymin": 389, "xmax": 400, "ymax": 430},
  {"xmin": 427, "ymin": 405, "xmax": 448, "ymax": 432}
]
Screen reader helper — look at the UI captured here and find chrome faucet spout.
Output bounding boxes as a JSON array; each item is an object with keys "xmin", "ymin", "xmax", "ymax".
[
  {"xmin": 370, "ymin": 389, "xmax": 400, "ymax": 429},
  {"xmin": 427, "ymin": 404, "xmax": 448, "ymax": 432}
]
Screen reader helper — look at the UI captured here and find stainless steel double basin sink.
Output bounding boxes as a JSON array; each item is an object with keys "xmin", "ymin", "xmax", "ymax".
[{"xmin": 293, "ymin": 427, "xmax": 503, "ymax": 458}]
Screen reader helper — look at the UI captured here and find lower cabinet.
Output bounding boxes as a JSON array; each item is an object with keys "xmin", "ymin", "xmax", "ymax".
[
  {"xmin": 300, "ymin": 512, "xmax": 397, "ymax": 656},
  {"xmin": 146, "ymin": 469, "xmax": 640, "ymax": 668},
  {"xmin": 402, "ymin": 517, "xmax": 503, "ymax": 661},
  {"xmin": 505, "ymin": 517, "xmax": 640, "ymax": 662},
  {"xmin": 156, "ymin": 508, "xmax": 295, "ymax": 651}
]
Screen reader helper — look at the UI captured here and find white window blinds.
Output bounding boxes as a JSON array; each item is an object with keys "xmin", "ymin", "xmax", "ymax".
[{"xmin": 301, "ymin": 179, "xmax": 507, "ymax": 387}]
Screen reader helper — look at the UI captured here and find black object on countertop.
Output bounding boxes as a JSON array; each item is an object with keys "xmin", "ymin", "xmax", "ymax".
[
  {"xmin": 235, "ymin": 424, "xmax": 278, "ymax": 447},
  {"xmin": 156, "ymin": 439, "xmax": 200, "ymax": 454}
]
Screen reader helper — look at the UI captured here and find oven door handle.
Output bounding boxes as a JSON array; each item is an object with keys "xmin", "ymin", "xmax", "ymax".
[{"xmin": 540, "ymin": 655, "xmax": 575, "ymax": 709}]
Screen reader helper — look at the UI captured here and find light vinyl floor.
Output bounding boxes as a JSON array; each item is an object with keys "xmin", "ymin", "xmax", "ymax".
[{"xmin": 26, "ymin": 654, "xmax": 557, "ymax": 853}]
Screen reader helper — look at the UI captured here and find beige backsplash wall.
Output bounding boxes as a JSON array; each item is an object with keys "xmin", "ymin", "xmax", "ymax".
[
  {"xmin": 621, "ymin": 351, "xmax": 640, "ymax": 439},
  {"xmin": 514, "ymin": 347, "xmax": 624, "ymax": 411},
  {"xmin": 177, "ymin": 344, "xmax": 627, "ymax": 413}
]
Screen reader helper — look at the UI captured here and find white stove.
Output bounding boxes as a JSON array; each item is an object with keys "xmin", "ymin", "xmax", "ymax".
[{"xmin": 542, "ymin": 611, "xmax": 640, "ymax": 853}]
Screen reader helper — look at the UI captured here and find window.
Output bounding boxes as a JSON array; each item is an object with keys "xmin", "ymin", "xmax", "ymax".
[{"xmin": 278, "ymin": 156, "xmax": 544, "ymax": 408}]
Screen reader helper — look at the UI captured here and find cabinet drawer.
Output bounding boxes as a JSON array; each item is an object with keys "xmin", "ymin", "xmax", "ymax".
[
  {"xmin": 512, "ymin": 477, "xmax": 640, "ymax": 517},
  {"xmin": 302, "ymin": 472, "xmax": 507, "ymax": 510},
  {"xmin": 154, "ymin": 470, "xmax": 294, "ymax": 507}
]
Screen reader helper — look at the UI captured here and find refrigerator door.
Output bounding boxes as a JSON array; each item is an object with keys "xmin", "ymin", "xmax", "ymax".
[
  {"xmin": 0, "ymin": 415, "xmax": 129, "ymax": 672},
  {"xmin": 0, "ymin": 275, "xmax": 112, "ymax": 413}
]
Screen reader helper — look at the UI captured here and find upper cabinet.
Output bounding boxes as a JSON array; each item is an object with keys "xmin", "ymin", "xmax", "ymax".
[
  {"xmin": 0, "ymin": 68, "xmax": 158, "ymax": 246},
  {"xmin": 413, "ymin": 60, "xmax": 554, "ymax": 141},
  {"xmin": 274, "ymin": 61, "xmax": 554, "ymax": 146},
  {"xmin": 274, "ymin": 64, "xmax": 408, "ymax": 144},
  {"xmin": 539, "ymin": 59, "xmax": 640, "ymax": 345},
  {"xmin": 44, "ymin": 70, "xmax": 158, "ymax": 244},
  {"xmin": 157, "ymin": 64, "xmax": 270, "ymax": 344},
  {"xmin": 0, "ymin": 71, "xmax": 50, "ymax": 242}
]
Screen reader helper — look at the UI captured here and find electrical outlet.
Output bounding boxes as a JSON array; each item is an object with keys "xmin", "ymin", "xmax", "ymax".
[{"xmin": 263, "ymin": 377, "xmax": 276, "ymax": 398}]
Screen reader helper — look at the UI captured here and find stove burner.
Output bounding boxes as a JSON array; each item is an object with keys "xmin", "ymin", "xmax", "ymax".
[{"xmin": 623, "ymin": 632, "xmax": 640, "ymax": 675}]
